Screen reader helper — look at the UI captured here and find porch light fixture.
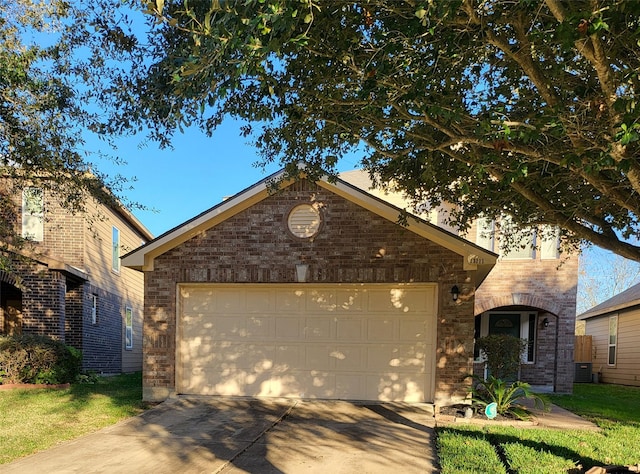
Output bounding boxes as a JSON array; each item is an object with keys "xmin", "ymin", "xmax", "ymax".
[
  {"xmin": 451, "ymin": 285, "xmax": 459, "ymax": 301},
  {"xmin": 542, "ymin": 317, "xmax": 549, "ymax": 328},
  {"xmin": 296, "ymin": 264, "xmax": 309, "ymax": 283}
]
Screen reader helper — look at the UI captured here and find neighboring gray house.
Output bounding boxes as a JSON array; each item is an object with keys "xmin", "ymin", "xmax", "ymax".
[{"xmin": 578, "ymin": 283, "xmax": 640, "ymax": 387}]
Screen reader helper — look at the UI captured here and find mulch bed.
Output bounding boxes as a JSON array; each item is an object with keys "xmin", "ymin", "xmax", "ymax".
[{"xmin": 435, "ymin": 403, "xmax": 538, "ymax": 427}]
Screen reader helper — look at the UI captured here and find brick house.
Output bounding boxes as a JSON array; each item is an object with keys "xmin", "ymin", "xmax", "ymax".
[
  {"xmin": 123, "ymin": 170, "xmax": 497, "ymax": 405},
  {"xmin": 341, "ymin": 170, "xmax": 579, "ymax": 393},
  {"xmin": 0, "ymin": 180, "xmax": 153, "ymax": 373}
]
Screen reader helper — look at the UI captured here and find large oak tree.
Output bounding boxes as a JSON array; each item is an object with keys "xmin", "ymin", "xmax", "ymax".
[
  {"xmin": 0, "ymin": 1, "xmax": 142, "ymax": 268},
  {"xmin": 105, "ymin": 1, "xmax": 640, "ymax": 259}
]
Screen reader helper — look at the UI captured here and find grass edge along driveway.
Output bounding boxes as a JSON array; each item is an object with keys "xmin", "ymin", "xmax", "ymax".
[
  {"xmin": 1, "ymin": 375, "xmax": 639, "ymax": 472},
  {"xmin": 0, "ymin": 372, "xmax": 147, "ymax": 465},
  {"xmin": 436, "ymin": 383, "xmax": 640, "ymax": 473}
]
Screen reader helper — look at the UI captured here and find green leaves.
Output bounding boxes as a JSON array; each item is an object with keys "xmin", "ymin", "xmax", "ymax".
[
  {"xmin": 85, "ymin": 0, "xmax": 640, "ymax": 261},
  {"xmin": 617, "ymin": 123, "xmax": 640, "ymax": 146},
  {"xmin": 470, "ymin": 376, "xmax": 549, "ymax": 421}
]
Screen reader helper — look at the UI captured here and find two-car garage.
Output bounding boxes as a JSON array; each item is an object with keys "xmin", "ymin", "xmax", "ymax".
[
  {"xmin": 123, "ymin": 172, "xmax": 496, "ymax": 404},
  {"xmin": 177, "ymin": 283, "xmax": 437, "ymax": 402}
]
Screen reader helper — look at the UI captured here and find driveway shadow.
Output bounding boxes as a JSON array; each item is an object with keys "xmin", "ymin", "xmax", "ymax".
[{"xmin": 1, "ymin": 398, "xmax": 438, "ymax": 474}]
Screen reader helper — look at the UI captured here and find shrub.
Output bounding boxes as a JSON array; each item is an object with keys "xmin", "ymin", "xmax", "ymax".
[
  {"xmin": 470, "ymin": 375, "xmax": 549, "ymax": 420},
  {"xmin": 476, "ymin": 334, "xmax": 527, "ymax": 380},
  {"xmin": 0, "ymin": 335, "xmax": 82, "ymax": 384}
]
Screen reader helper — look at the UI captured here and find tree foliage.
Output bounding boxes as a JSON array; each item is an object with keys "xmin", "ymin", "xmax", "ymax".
[
  {"xmin": 0, "ymin": 1, "xmax": 142, "ymax": 267},
  {"xmin": 106, "ymin": 0, "xmax": 640, "ymax": 260}
]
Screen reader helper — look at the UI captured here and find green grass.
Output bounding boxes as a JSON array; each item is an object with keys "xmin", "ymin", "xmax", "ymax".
[
  {"xmin": 0, "ymin": 372, "xmax": 147, "ymax": 464},
  {"xmin": 2, "ymin": 376, "xmax": 639, "ymax": 471},
  {"xmin": 437, "ymin": 383, "xmax": 640, "ymax": 473}
]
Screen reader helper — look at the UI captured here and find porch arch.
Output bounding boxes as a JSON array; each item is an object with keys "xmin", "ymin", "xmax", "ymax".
[{"xmin": 474, "ymin": 292, "xmax": 561, "ymax": 317}]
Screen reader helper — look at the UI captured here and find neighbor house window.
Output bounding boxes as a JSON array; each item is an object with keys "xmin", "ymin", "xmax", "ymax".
[
  {"xmin": 608, "ymin": 315, "xmax": 618, "ymax": 366},
  {"xmin": 125, "ymin": 307, "xmax": 133, "ymax": 350},
  {"xmin": 22, "ymin": 187, "xmax": 44, "ymax": 242},
  {"xmin": 91, "ymin": 295, "xmax": 98, "ymax": 325},
  {"xmin": 112, "ymin": 226, "xmax": 120, "ymax": 272}
]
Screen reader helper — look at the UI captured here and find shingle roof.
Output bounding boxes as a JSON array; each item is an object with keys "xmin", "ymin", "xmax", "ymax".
[{"xmin": 577, "ymin": 281, "xmax": 640, "ymax": 320}]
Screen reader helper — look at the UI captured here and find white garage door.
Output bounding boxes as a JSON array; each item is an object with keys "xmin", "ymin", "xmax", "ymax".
[{"xmin": 177, "ymin": 283, "xmax": 437, "ymax": 402}]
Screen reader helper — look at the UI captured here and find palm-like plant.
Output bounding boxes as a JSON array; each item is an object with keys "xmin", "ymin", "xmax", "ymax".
[{"xmin": 470, "ymin": 375, "xmax": 549, "ymax": 421}]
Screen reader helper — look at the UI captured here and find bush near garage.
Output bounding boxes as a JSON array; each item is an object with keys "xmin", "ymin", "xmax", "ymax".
[{"xmin": 0, "ymin": 335, "xmax": 82, "ymax": 384}]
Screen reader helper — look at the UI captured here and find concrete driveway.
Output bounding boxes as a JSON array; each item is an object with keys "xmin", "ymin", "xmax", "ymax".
[{"xmin": 1, "ymin": 398, "xmax": 439, "ymax": 473}]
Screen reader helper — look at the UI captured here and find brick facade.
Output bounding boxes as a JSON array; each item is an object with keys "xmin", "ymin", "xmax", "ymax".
[
  {"xmin": 0, "ymin": 181, "xmax": 150, "ymax": 374},
  {"xmin": 473, "ymin": 254, "xmax": 579, "ymax": 392},
  {"xmin": 141, "ymin": 179, "xmax": 481, "ymax": 405}
]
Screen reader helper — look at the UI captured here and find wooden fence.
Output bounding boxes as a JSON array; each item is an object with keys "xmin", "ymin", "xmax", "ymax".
[{"xmin": 574, "ymin": 335, "xmax": 592, "ymax": 362}]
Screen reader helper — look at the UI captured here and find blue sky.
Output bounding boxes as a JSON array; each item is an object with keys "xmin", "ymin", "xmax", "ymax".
[{"xmin": 91, "ymin": 119, "xmax": 362, "ymax": 237}]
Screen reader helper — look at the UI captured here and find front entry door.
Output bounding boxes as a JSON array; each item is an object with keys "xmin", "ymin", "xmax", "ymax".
[
  {"xmin": 487, "ymin": 313, "xmax": 521, "ymax": 380},
  {"xmin": 488, "ymin": 313, "xmax": 520, "ymax": 339}
]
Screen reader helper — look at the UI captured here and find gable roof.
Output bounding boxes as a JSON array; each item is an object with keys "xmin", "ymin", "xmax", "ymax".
[
  {"xmin": 122, "ymin": 169, "xmax": 497, "ymax": 285},
  {"xmin": 578, "ymin": 281, "xmax": 640, "ymax": 320}
]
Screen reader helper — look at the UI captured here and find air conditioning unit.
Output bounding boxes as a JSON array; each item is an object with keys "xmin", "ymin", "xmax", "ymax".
[{"xmin": 574, "ymin": 363, "xmax": 593, "ymax": 383}]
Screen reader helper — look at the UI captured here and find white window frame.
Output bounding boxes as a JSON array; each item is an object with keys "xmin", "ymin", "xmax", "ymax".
[
  {"xmin": 475, "ymin": 216, "xmax": 495, "ymax": 252},
  {"xmin": 112, "ymin": 226, "xmax": 121, "ymax": 273},
  {"xmin": 499, "ymin": 216, "xmax": 536, "ymax": 260},
  {"xmin": 125, "ymin": 306, "xmax": 133, "ymax": 350},
  {"xmin": 540, "ymin": 226, "xmax": 561, "ymax": 260},
  {"xmin": 608, "ymin": 314, "xmax": 618, "ymax": 366},
  {"xmin": 91, "ymin": 295, "xmax": 98, "ymax": 325},
  {"xmin": 21, "ymin": 187, "xmax": 44, "ymax": 242}
]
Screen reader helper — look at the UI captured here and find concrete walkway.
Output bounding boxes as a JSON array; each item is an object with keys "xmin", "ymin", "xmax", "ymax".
[
  {"xmin": 1, "ymin": 398, "xmax": 439, "ymax": 474},
  {"xmin": 528, "ymin": 401, "xmax": 600, "ymax": 431}
]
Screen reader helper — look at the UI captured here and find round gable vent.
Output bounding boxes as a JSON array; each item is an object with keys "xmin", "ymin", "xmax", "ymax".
[{"xmin": 287, "ymin": 204, "xmax": 322, "ymax": 238}]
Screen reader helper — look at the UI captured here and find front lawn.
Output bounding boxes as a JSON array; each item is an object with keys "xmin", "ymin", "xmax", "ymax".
[
  {"xmin": 0, "ymin": 372, "xmax": 147, "ymax": 464},
  {"xmin": 436, "ymin": 383, "xmax": 640, "ymax": 473}
]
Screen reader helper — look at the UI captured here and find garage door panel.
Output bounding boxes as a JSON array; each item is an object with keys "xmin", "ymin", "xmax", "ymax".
[
  {"xmin": 399, "ymin": 319, "xmax": 428, "ymax": 340},
  {"xmin": 275, "ymin": 290, "xmax": 305, "ymax": 312},
  {"xmin": 275, "ymin": 345, "xmax": 303, "ymax": 368},
  {"xmin": 213, "ymin": 289, "xmax": 245, "ymax": 312},
  {"xmin": 368, "ymin": 374, "xmax": 425, "ymax": 402},
  {"xmin": 246, "ymin": 289, "xmax": 275, "ymax": 313},
  {"xmin": 184, "ymin": 342, "xmax": 277, "ymax": 369},
  {"xmin": 335, "ymin": 288, "xmax": 365, "ymax": 312},
  {"xmin": 305, "ymin": 346, "xmax": 333, "ymax": 370},
  {"xmin": 336, "ymin": 373, "xmax": 365, "ymax": 398},
  {"xmin": 368, "ymin": 288, "xmax": 428, "ymax": 313},
  {"xmin": 304, "ymin": 318, "xmax": 332, "ymax": 339},
  {"xmin": 210, "ymin": 315, "xmax": 246, "ymax": 339},
  {"xmin": 367, "ymin": 319, "xmax": 395, "ymax": 341},
  {"xmin": 336, "ymin": 318, "xmax": 364, "ymax": 341},
  {"xmin": 180, "ymin": 287, "xmax": 216, "ymax": 312},
  {"xmin": 305, "ymin": 290, "xmax": 336, "ymax": 311},
  {"xmin": 333, "ymin": 346, "xmax": 364, "ymax": 370},
  {"xmin": 275, "ymin": 317, "xmax": 302, "ymax": 338},
  {"xmin": 246, "ymin": 316, "xmax": 273, "ymax": 338},
  {"xmin": 178, "ymin": 284, "xmax": 436, "ymax": 403},
  {"xmin": 366, "ymin": 344, "xmax": 428, "ymax": 371}
]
